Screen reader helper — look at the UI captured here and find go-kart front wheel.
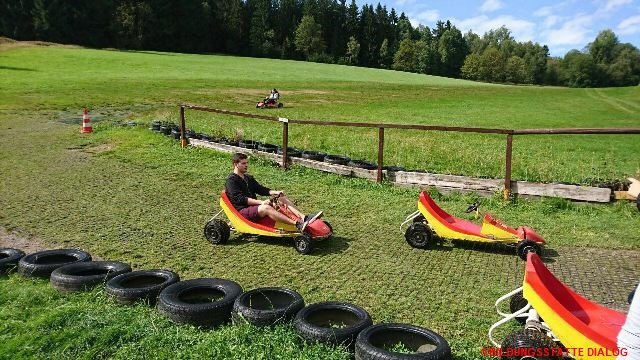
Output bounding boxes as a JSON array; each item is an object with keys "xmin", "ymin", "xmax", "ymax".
[
  {"xmin": 516, "ymin": 240, "xmax": 541, "ymax": 261},
  {"xmin": 404, "ymin": 223, "xmax": 432, "ymax": 249},
  {"xmin": 294, "ymin": 234, "xmax": 312, "ymax": 254},
  {"xmin": 204, "ymin": 219, "xmax": 230, "ymax": 245},
  {"xmin": 501, "ymin": 329, "xmax": 560, "ymax": 360}
]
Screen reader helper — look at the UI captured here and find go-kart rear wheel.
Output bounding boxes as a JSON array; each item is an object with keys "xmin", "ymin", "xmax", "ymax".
[
  {"xmin": 294, "ymin": 234, "xmax": 312, "ymax": 254},
  {"xmin": 501, "ymin": 329, "xmax": 560, "ymax": 360},
  {"xmin": 405, "ymin": 223, "xmax": 432, "ymax": 249},
  {"xmin": 277, "ymin": 102, "xmax": 283, "ymax": 108},
  {"xmin": 510, "ymin": 290, "xmax": 529, "ymax": 325},
  {"xmin": 516, "ymin": 240, "xmax": 541, "ymax": 261},
  {"xmin": 204, "ymin": 219, "xmax": 230, "ymax": 245}
]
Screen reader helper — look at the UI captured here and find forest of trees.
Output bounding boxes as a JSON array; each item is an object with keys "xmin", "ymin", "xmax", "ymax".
[{"xmin": 2, "ymin": 0, "xmax": 639, "ymax": 87}]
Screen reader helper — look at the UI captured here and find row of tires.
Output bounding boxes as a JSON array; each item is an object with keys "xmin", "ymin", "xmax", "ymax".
[
  {"xmin": 1, "ymin": 248, "xmax": 451, "ymax": 360},
  {"xmin": 150, "ymin": 121, "xmax": 407, "ymax": 172}
]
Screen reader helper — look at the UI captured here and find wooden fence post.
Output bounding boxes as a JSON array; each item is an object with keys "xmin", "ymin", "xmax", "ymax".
[
  {"xmin": 377, "ymin": 127, "xmax": 384, "ymax": 183},
  {"xmin": 504, "ymin": 133, "xmax": 513, "ymax": 199},
  {"xmin": 180, "ymin": 106, "xmax": 187, "ymax": 148},
  {"xmin": 282, "ymin": 119, "xmax": 289, "ymax": 169}
]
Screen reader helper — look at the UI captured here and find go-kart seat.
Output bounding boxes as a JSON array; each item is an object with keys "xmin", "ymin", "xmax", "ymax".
[
  {"xmin": 524, "ymin": 253, "xmax": 626, "ymax": 351},
  {"xmin": 419, "ymin": 191, "xmax": 482, "ymax": 235},
  {"xmin": 220, "ymin": 191, "xmax": 277, "ymax": 232}
]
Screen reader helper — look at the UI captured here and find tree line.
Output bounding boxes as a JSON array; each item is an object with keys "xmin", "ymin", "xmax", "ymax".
[{"xmin": 2, "ymin": 0, "xmax": 639, "ymax": 87}]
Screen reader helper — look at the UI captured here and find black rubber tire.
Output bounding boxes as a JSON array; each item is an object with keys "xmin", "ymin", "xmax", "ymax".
[
  {"xmin": 405, "ymin": 223, "xmax": 432, "ymax": 249},
  {"xmin": 157, "ymin": 278, "xmax": 243, "ymax": 328},
  {"xmin": 294, "ymin": 234, "xmax": 312, "ymax": 254},
  {"xmin": 204, "ymin": 219, "xmax": 230, "ymax": 245},
  {"xmin": 239, "ymin": 140, "xmax": 259, "ymax": 149},
  {"xmin": 349, "ymin": 160, "xmax": 377, "ymax": 170},
  {"xmin": 232, "ymin": 287, "xmax": 304, "ymax": 326},
  {"xmin": 0, "ymin": 248, "xmax": 26, "ymax": 274},
  {"xmin": 18, "ymin": 249, "xmax": 92, "ymax": 278},
  {"xmin": 636, "ymin": 195, "xmax": 640, "ymax": 212},
  {"xmin": 294, "ymin": 301, "xmax": 373, "ymax": 349},
  {"xmin": 257, "ymin": 143, "xmax": 278, "ymax": 153},
  {"xmin": 106, "ymin": 269, "xmax": 180, "ymax": 305},
  {"xmin": 301, "ymin": 151, "xmax": 327, "ymax": 161},
  {"xmin": 277, "ymin": 102, "xmax": 284, "ymax": 108},
  {"xmin": 277, "ymin": 147, "xmax": 302, "ymax": 158},
  {"xmin": 510, "ymin": 291, "xmax": 529, "ymax": 325},
  {"xmin": 516, "ymin": 240, "xmax": 542, "ymax": 261},
  {"xmin": 160, "ymin": 125, "xmax": 171, "ymax": 135},
  {"xmin": 383, "ymin": 166, "xmax": 406, "ymax": 172},
  {"xmin": 355, "ymin": 323, "xmax": 452, "ymax": 360},
  {"xmin": 50, "ymin": 261, "xmax": 132, "ymax": 292},
  {"xmin": 325, "ymin": 155, "xmax": 351, "ymax": 165},
  {"xmin": 501, "ymin": 329, "xmax": 561, "ymax": 360}
]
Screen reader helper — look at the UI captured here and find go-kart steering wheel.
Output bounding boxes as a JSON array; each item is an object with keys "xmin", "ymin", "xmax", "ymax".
[
  {"xmin": 464, "ymin": 202, "xmax": 480, "ymax": 213},
  {"xmin": 269, "ymin": 193, "xmax": 283, "ymax": 210}
]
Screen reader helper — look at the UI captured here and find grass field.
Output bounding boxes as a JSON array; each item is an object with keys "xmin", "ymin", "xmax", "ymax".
[{"xmin": 1, "ymin": 42, "xmax": 640, "ymax": 359}]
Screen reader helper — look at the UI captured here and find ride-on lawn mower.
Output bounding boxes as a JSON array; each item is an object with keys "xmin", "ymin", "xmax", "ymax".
[
  {"xmin": 489, "ymin": 253, "xmax": 628, "ymax": 360},
  {"xmin": 401, "ymin": 191, "xmax": 545, "ymax": 260},
  {"xmin": 204, "ymin": 191, "xmax": 332, "ymax": 254}
]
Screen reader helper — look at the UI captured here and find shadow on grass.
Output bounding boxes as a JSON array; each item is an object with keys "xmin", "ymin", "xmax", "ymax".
[
  {"xmin": 0, "ymin": 65, "xmax": 36, "ymax": 71},
  {"xmin": 445, "ymin": 240, "xmax": 559, "ymax": 262},
  {"xmin": 227, "ymin": 234, "xmax": 350, "ymax": 255}
]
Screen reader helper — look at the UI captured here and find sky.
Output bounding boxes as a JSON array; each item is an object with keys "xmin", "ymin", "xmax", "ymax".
[{"xmin": 356, "ymin": 0, "xmax": 640, "ymax": 56}]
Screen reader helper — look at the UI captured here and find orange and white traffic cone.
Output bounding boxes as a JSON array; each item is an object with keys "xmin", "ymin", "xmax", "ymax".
[{"xmin": 81, "ymin": 108, "xmax": 92, "ymax": 133}]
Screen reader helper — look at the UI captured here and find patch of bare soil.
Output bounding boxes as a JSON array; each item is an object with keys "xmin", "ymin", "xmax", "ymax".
[{"xmin": 0, "ymin": 227, "xmax": 53, "ymax": 254}]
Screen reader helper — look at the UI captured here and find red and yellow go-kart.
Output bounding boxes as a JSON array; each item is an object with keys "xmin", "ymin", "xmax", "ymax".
[
  {"xmin": 401, "ymin": 191, "xmax": 545, "ymax": 259},
  {"xmin": 489, "ymin": 253, "xmax": 627, "ymax": 359},
  {"xmin": 256, "ymin": 99, "xmax": 284, "ymax": 109},
  {"xmin": 204, "ymin": 191, "xmax": 332, "ymax": 254}
]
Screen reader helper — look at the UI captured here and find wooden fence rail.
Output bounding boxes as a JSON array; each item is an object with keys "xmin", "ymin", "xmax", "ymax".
[{"xmin": 179, "ymin": 104, "xmax": 640, "ymax": 199}]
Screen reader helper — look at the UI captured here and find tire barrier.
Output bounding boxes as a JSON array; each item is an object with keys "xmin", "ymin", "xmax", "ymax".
[
  {"xmin": 4, "ymin": 246, "xmax": 452, "ymax": 356},
  {"xmin": 50, "ymin": 261, "xmax": 131, "ymax": 293},
  {"xmin": 349, "ymin": 160, "xmax": 377, "ymax": 170},
  {"xmin": 294, "ymin": 301, "xmax": 373, "ymax": 349},
  {"xmin": 0, "ymin": 248, "xmax": 25, "ymax": 274},
  {"xmin": 157, "ymin": 278, "xmax": 243, "ymax": 328},
  {"xmin": 18, "ymin": 249, "xmax": 92, "ymax": 279},
  {"xmin": 232, "ymin": 287, "xmax": 304, "ymax": 327},
  {"xmin": 355, "ymin": 323, "xmax": 452, "ymax": 360},
  {"xmin": 106, "ymin": 269, "xmax": 180, "ymax": 305},
  {"xmin": 324, "ymin": 155, "xmax": 351, "ymax": 166},
  {"xmin": 302, "ymin": 151, "xmax": 327, "ymax": 161}
]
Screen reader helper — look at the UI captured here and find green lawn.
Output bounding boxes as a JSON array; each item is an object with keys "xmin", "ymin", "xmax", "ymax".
[{"xmin": 1, "ymin": 43, "xmax": 639, "ymax": 359}]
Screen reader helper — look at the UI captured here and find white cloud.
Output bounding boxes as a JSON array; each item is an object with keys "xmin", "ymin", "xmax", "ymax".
[
  {"xmin": 394, "ymin": 0, "xmax": 416, "ymax": 5},
  {"xmin": 599, "ymin": 0, "xmax": 632, "ymax": 12},
  {"xmin": 480, "ymin": 0, "xmax": 504, "ymax": 13},
  {"xmin": 533, "ymin": 6, "xmax": 554, "ymax": 17},
  {"xmin": 414, "ymin": 10, "xmax": 440, "ymax": 23},
  {"xmin": 618, "ymin": 15, "xmax": 640, "ymax": 34},
  {"xmin": 543, "ymin": 15, "xmax": 562, "ymax": 28},
  {"xmin": 541, "ymin": 14, "xmax": 594, "ymax": 46},
  {"xmin": 454, "ymin": 15, "xmax": 536, "ymax": 41}
]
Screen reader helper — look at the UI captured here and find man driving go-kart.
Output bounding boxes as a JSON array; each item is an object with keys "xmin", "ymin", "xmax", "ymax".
[
  {"xmin": 225, "ymin": 153, "xmax": 322, "ymax": 233},
  {"xmin": 264, "ymin": 88, "xmax": 279, "ymax": 104}
]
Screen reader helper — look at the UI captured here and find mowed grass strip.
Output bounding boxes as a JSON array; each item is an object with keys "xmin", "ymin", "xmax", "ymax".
[{"xmin": 1, "ymin": 45, "xmax": 639, "ymax": 183}]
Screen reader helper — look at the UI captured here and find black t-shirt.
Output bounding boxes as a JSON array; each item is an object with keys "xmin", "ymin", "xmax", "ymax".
[{"xmin": 225, "ymin": 173, "xmax": 271, "ymax": 211}]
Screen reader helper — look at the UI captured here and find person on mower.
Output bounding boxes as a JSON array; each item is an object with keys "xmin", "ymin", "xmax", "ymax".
[
  {"xmin": 264, "ymin": 88, "xmax": 279, "ymax": 105},
  {"xmin": 225, "ymin": 153, "xmax": 321, "ymax": 232}
]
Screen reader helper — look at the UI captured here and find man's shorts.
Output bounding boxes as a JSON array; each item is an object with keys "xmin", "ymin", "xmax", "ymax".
[{"xmin": 239, "ymin": 205, "xmax": 260, "ymax": 221}]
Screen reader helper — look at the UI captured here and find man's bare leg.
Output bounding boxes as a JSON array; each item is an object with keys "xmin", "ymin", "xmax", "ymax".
[
  {"xmin": 278, "ymin": 195, "xmax": 304, "ymax": 219},
  {"xmin": 258, "ymin": 204, "xmax": 297, "ymax": 225}
]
